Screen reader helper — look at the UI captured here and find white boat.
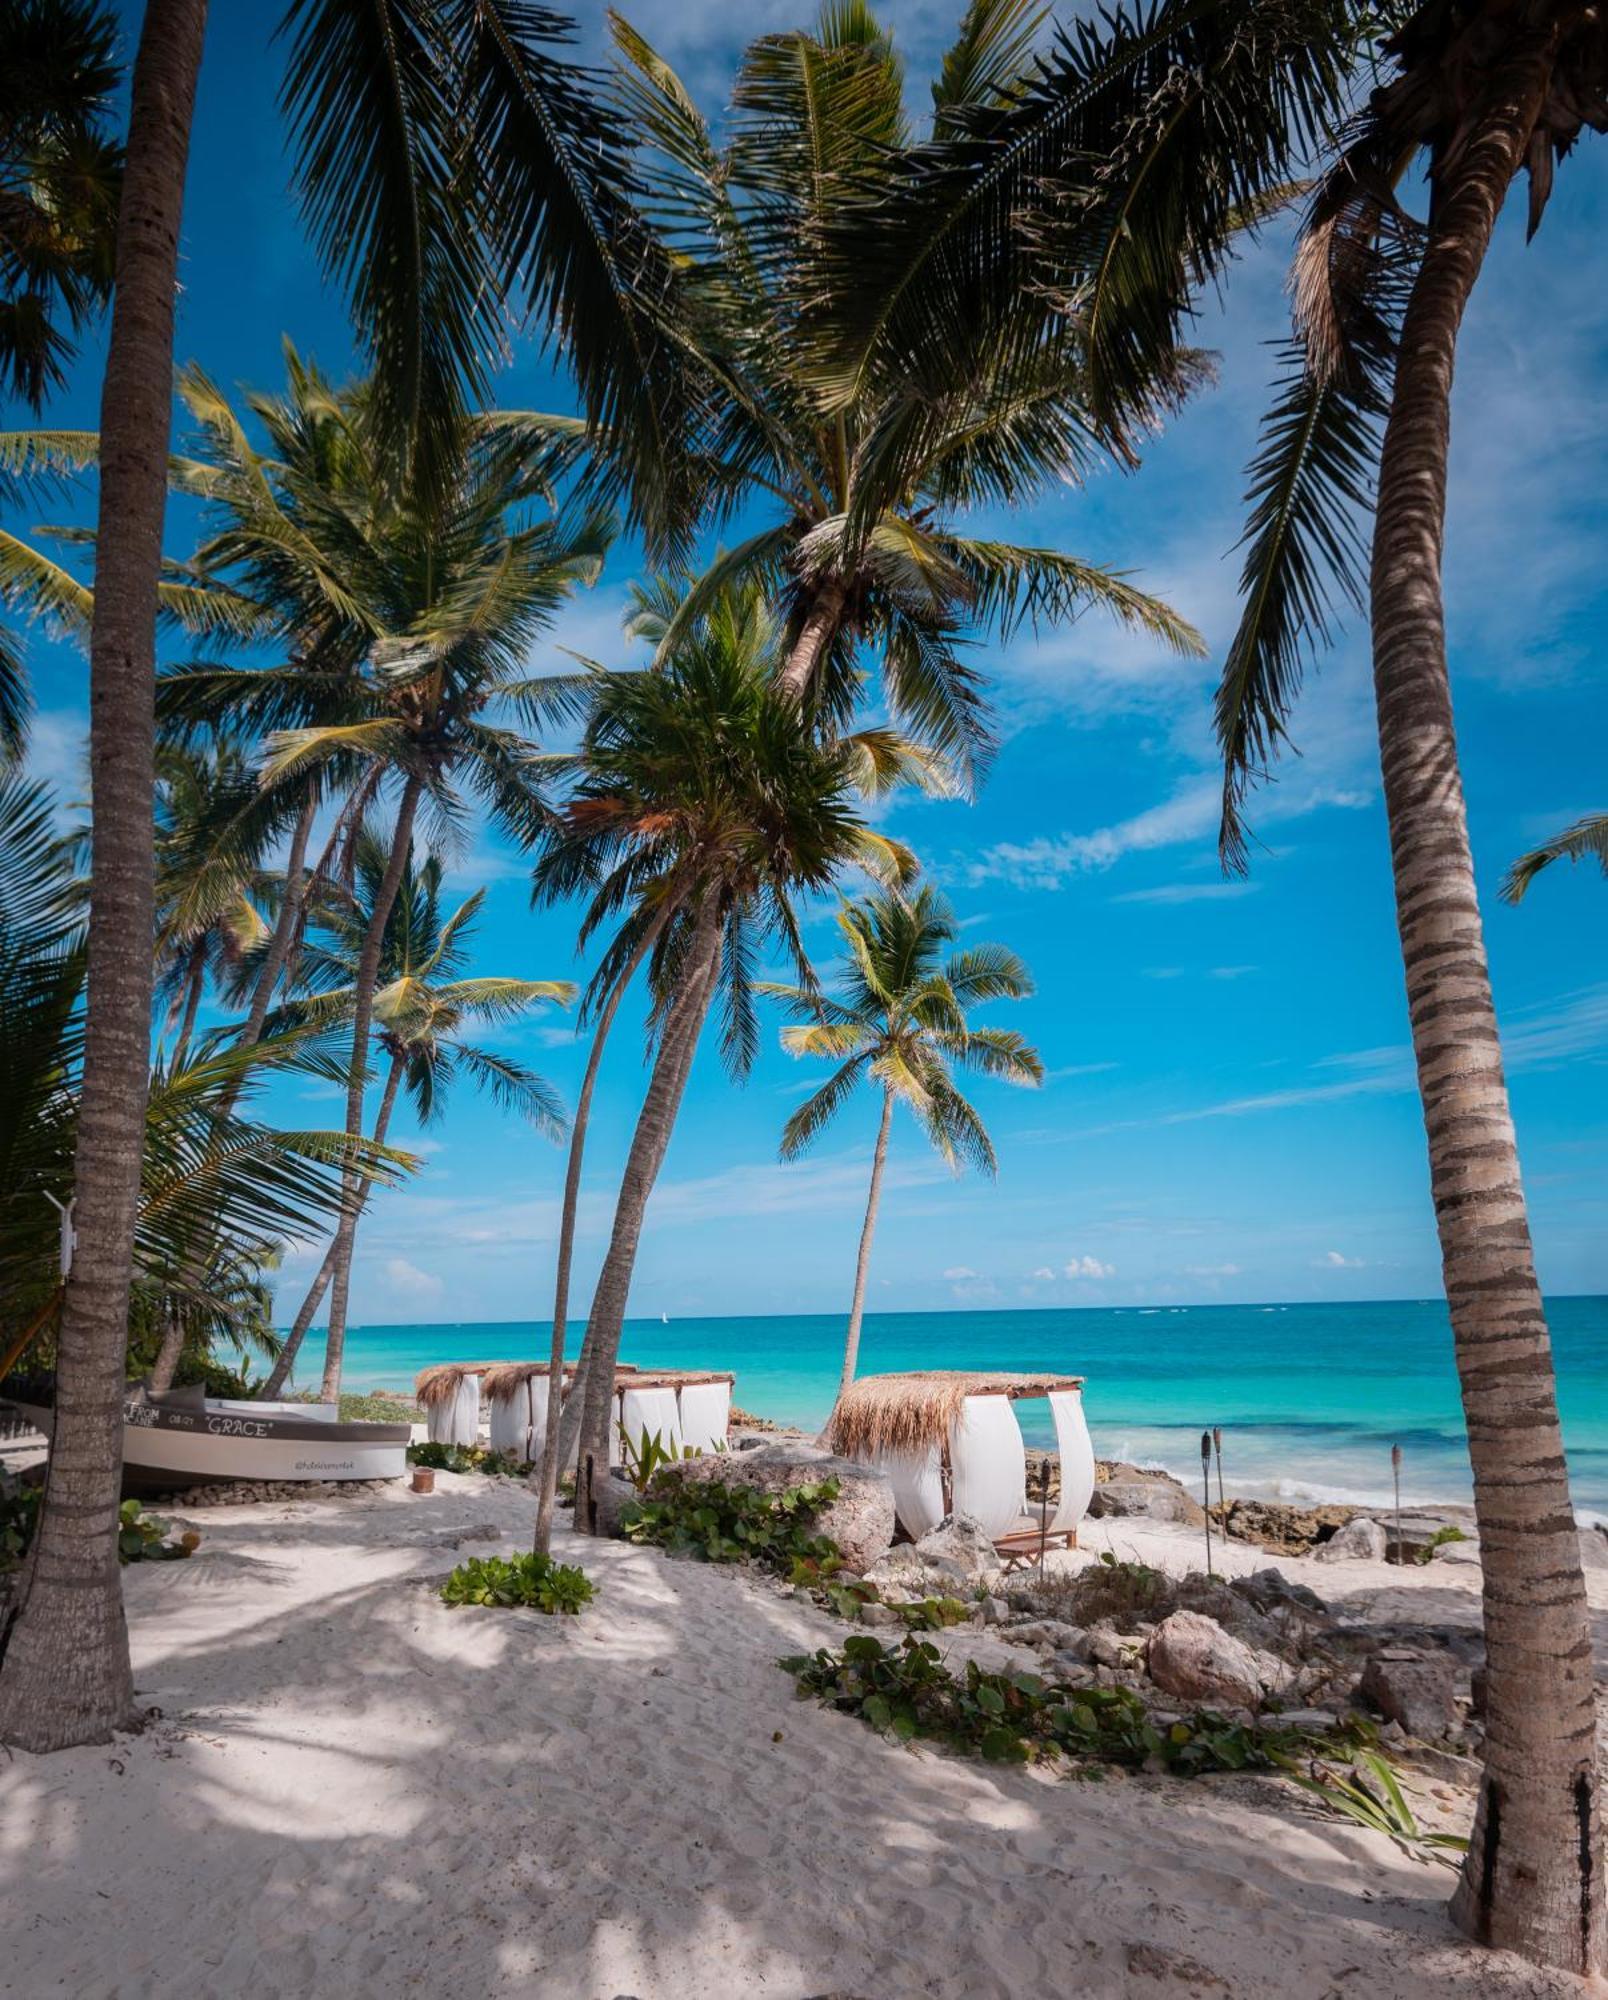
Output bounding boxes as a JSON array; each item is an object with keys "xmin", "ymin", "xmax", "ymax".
[{"xmin": 4, "ymin": 1382, "xmax": 411, "ymax": 1492}]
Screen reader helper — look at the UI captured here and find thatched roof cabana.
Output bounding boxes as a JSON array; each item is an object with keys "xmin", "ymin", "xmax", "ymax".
[{"xmin": 827, "ymin": 1370, "xmax": 1084, "ymax": 1461}]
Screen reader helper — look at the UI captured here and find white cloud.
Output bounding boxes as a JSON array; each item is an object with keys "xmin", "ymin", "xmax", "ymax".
[
  {"xmin": 942, "ymin": 1265, "xmax": 978, "ymax": 1281},
  {"xmin": 1114, "ymin": 882, "xmax": 1262, "ymax": 906},
  {"xmin": 1317, "ymin": 1250, "xmax": 1364, "ymax": 1270},
  {"xmin": 384, "ymin": 1256, "xmax": 444, "ymax": 1300},
  {"xmin": 1029, "ymin": 1266, "xmax": 1056, "ymax": 1281},
  {"xmin": 1185, "ymin": 1262, "xmax": 1242, "ymax": 1278},
  {"xmin": 1064, "ymin": 1255, "xmax": 1116, "ymax": 1280}
]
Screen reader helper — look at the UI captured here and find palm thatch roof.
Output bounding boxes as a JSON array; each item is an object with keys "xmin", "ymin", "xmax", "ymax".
[
  {"xmin": 827, "ymin": 1370, "xmax": 1084, "ymax": 1459},
  {"xmin": 479, "ymin": 1361, "xmax": 561, "ymax": 1402},
  {"xmin": 414, "ymin": 1363, "xmax": 474, "ymax": 1409}
]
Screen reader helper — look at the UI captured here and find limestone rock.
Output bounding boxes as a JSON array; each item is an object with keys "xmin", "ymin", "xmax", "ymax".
[
  {"xmin": 1144, "ymin": 1609, "xmax": 1296, "ymax": 1711},
  {"xmin": 652, "ymin": 1438, "xmax": 895, "ymax": 1572},
  {"xmin": 1002, "ymin": 1618, "xmax": 1090, "ymax": 1659},
  {"xmin": 1221, "ymin": 1498, "xmax": 1356, "ymax": 1556},
  {"xmin": 861, "ymin": 1547, "xmax": 966, "ymax": 1601},
  {"xmin": 1314, "ymin": 1516, "xmax": 1388, "ymax": 1563},
  {"xmin": 913, "ymin": 1514, "xmax": 999, "ymax": 1580},
  {"xmin": 1088, "ymin": 1472, "xmax": 1205, "ymax": 1527},
  {"xmin": 1358, "ymin": 1647, "xmax": 1458, "ymax": 1741},
  {"xmin": 589, "ymin": 1471, "xmax": 639, "ymax": 1540},
  {"xmin": 1578, "ymin": 1526, "xmax": 1608, "ymax": 1573}
]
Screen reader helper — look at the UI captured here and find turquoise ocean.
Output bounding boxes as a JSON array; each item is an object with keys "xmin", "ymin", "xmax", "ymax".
[{"xmin": 292, "ymin": 1296, "xmax": 1608, "ymax": 1517}]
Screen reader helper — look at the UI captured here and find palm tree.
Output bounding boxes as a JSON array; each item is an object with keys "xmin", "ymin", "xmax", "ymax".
[
  {"xmin": 609, "ymin": 2, "xmax": 1204, "ymax": 784},
  {"xmin": 764, "ymin": 884, "xmax": 1039, "ymax": 1396},
  {"xmin": 820, "ymin": 0, "xmax": 1604, "ymax": 1963},
  {"xmin": 529, "ymin": 580, "xmax": 915, "ymax": 1536},
  {"xmin": 0, "ymin": 771, "xmax": 408, "ymax": 1402},
  {"xmin": 1206, "ymin": 10, "xmax": 1608, "ymax": 1966},
  {"xmin": 260, "ymin": 833, "xmax": 572, "ymax": 1396},
  {"xmin": 1503, "ymin": 814, "xmax": 1608, "ymax": 903},
  {"xmin": 0, "ymin": 0, "xmax": 120, "ymax": 750},
  {"xmin": 161, "ymin": 363, "xmax": 605, "ymax": 1404},
  {"xmin": 0, "ymin": 0, "xmax": 703, "ymax": 1755}
]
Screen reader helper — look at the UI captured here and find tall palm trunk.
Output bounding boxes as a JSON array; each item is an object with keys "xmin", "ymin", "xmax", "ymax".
[
  {"xmin": 166, "ymin": 940, "xmax": 205, "ymax": 1069},
  {"xmin": 533, "ymin": 923, "xmax": 658, "ymax": 1555},
  {"xmin": 149, "ymin": 797, "xmax": 320, "ymax": 1394},
  {"xmin": 260, "ymin": 1048, "xmax": 406, "ymax": 1398},
  {"xmin": 318, "ymin": 777, "xmax": 422, "ymax": 1403},
  {"xmin": 778, "ymin": 576, "xmax": 847, "ymax": 701},
  {"xmin": 0, "ymin": 0, "xmax": 208, "ymax": 1754},
  {"xmin": 239, "ymin": 792, "xmax": 317, "ymax": 1052},
  {"xmin": 1369, "ymin": 38, "xmax": 1601, "ymax": 1975},
  {"xmin": 836, "ymin": 1084, "xmax": 892, "ymax": 1400},
  {"xmin": 571, "ymin": 905, "xmax": 722, "ymax": 1534}
]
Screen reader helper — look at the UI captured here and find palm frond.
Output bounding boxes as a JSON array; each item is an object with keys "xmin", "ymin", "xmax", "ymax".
[{"xmin": 1502, "ymin": 813, "xmax": 1608, "ymax": 903}]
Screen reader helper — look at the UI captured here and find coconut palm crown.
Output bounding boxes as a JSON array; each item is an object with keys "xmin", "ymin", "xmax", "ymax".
[{"xmin": 764, "ymin": 882, "xmax": 1040, "ymax": 1392}]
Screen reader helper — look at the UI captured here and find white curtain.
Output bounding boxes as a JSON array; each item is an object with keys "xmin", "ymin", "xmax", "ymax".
[
  {"xmin": 1048, "ymin": 1388, "xmax": 1097, "ymax": 1533},
  {"xmin": 487, "ymin": 1379, "xmax": 530, "ymax": 1456},
  {"xmin": 426, "ymin": 1373, "xmax": 481, "ymax": 1447},
  {"xmin": 881, "ymin": 1444, "xmax": 946, "ymax": 1540},
  {"xmin": 677, "ymin": 1381, "xmax": 730, "ymax": 1455},
  {"xmin": 949, "ymin": 1394, "xmax": 1027, "ymax": 1538},
  {"xmin": 620, "ymin": 1385, "xmax": 682, "ymax": 1459}
]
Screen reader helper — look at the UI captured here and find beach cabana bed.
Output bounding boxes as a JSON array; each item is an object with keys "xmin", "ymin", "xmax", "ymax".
[
  {"xmin": 415, "ymin": 1362, "xmax": 733, "ymax": 1465},
  {"xmin": 827, "ymin": 1371, "xmax": 1096, "ymax": 1561}
]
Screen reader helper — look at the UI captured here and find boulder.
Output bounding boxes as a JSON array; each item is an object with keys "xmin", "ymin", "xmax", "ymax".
[
  {"xmin": 589, "ymin": 1471, "xmax": 639, "ymax": 1540},
  {"xmin": 1358, "ymin": 1647, "xmax": 1458, "ymax": 1741},
  {"xmin": 1088, "ymin": 1472, "xmax": 1205, "ymax": 1527},
  {"xmin": 1232, "ymin": 1568, "xmax": 1329, "ymax": 1617},
  {"xmin": 653, "ymin": 1439, "xmax": 895, "ymax": 1572},
  {"xmin": 1144, "ymin": 1609, "xmax": 1296, "ymax": 1711},
  {"xmin": 862, "ymin": 1546, "xmax": 966, "ymax": 1601},
  {"xmin": 1377, "ymin": 1507, "xmax": 1479, "ymax": 1564},
  {"xmin": 1578, "ymin": 1526, "xmax": 1608, "ymax": 1573},
  {"xmin": 1221, "ymin": 1498, "xmax": 1356, "ymax": 1555},
  {"xmin": 1002, "ymin": 1618, "xmax": 1091, "ymax": 1659},
  {"xmin": 914, "ymin": 1514, "xmax": 1000, "ymax": 1580},
  {"xmin": 1314, "ymin": 1516, "xmax": 1388, "ymax": 1563}
]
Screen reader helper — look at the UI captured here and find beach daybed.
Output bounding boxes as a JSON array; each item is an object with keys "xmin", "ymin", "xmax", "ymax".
[
  {"xmin": 415, "ymin": 1362, "xmax": 733, "ymax": 1464},
  {"xmin": 827, "ymin": 1371, "xmax": 1095, "ymax": 1558}
]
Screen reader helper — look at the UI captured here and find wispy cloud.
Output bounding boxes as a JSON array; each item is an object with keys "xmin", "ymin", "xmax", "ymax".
[
  {"xmin": 1115, "ymin": 882, "xmax": 1261, "ymax": 906},
  {"xmin": 1316, "ymin": 1249, "xmax": 1364, "ymax": 1270}
]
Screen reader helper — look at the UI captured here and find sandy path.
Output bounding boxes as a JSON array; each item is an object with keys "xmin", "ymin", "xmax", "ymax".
[{"xmin": 0, "ymin": 1476, "xmax": 1590, "ymax": 1998}]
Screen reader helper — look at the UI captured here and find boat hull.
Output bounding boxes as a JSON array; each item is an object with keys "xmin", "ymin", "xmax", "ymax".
[{"xmin": 7, "ymin": 1394, "xmax": 411, "ymax": 1491}]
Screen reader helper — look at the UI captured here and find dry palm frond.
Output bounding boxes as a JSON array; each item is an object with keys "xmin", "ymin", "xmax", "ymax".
[
  {"xmin": 414, "ymin": 1363, "xmax": 470, "ymax": 1409},
  {"xmin": 828, "ymin": 1368, "xmax": 1082, "ymax": 1458}
]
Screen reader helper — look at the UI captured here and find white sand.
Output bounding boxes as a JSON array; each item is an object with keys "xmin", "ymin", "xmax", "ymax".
[{"xmin": 2, "ymin": 1476, "xmax": 1599, "ymax": 1999}]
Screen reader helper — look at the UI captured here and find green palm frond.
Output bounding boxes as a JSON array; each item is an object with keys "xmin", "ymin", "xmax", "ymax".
[
  {"xmin": 1216, "ymin": 167, "xmax": 1418, "ymax": 871},
  {"xmin": 1502, "ymin": 814, "xmax": 1608, "ymax": 903},
  {"xmin": 779, "ymin": 1052, "xmax": 871, "ymax": 1159}
]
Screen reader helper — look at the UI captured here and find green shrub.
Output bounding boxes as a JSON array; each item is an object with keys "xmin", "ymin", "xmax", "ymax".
[
  {"xmin": 0, "ymin": 1483, "xmax": 41, "ymax": 1570},
  {"xmin": 781, "ymin": 1633, "xmax": 1355, "ymax": 1774},
  {"xmin": 407, "ymin": 1442, "xmax": 530, "ymax": 1477},
  {"xmin": 118, "ymin": 1499, "xmax": 199, "ymax": 1563},
  {"xmin": 624, "ymin": 1475, "xmax": 842, "ymax": 1571},
  {"xmin": 440, "ymin": 1551, "xmax": 594, "ymax": 1615},
  {"xmin": 337, "ymin": 1391, "xmax": 420, "ymax": 1424},
  {"xmin": 1415, "ymin": 1525, "xmax": 1467, "ymax": 1564},
  {"xmin": 4, "ymin": 1489, "xmax": 197, "ymax": 1569},
  {"xmin": 619, "ymin": 1424, "xmax": 706, "ymax": 1493}
]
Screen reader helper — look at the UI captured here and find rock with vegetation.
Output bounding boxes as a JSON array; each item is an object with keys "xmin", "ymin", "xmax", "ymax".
[
  {"xmin": 651, "ymin": 1439, "xmax": 894, "ymax": 1571},
  {"xmin": 1144, "ymin": 1609, "xmax": 1296, "ymax": 1711}
]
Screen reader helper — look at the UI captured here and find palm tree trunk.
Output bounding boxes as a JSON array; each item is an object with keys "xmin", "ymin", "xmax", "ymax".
[
  {"xmin": 533, "ymin": 923, "xmax": 658, "ymax": 1555},
  {"xmin": 239, "ymin": 792, "xmax": 317, "ymax": 1051},
  {"xmin": 778, "ymin": 576, "xmax": 847, "ymax": 702},
  {"xmin": 261, "ymin": 1049, "xmax": 406, "ymax": 1398},
  {"xmin": 571, "ymin": 904, "xmax": 722, "ymax": 1534},
  {"xmin": 1368, "ymin": 38, "xmax": 1601, "ymax": 1976},
  {"xmin": 148, "ymin": 796, "xmax": 322, "ymax": 1396},
  {"xmin": 318, "ymin": 779, "xmax": 422, "ymax": 1403},
  {"xmin": 167, "ymin": 940, "xmax": 205, "ymax": 1070},
  {"xmin": 0, "ymin": 0, "xmax": 208, "ymax": 1755},
  {"xmin": 836, "ymin": 1085, "xmax": 892, "ymax": 1400}
]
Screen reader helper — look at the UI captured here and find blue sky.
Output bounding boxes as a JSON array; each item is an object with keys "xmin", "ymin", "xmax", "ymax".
[{"xmin": 11, "ymin": 1, "xmax": 1608, "ymax": 1327}]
